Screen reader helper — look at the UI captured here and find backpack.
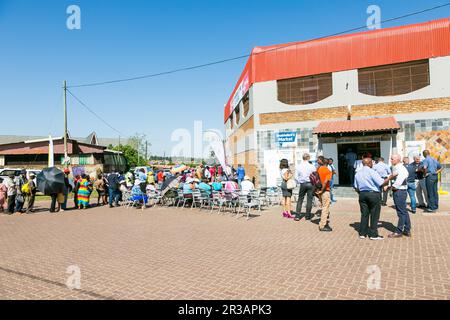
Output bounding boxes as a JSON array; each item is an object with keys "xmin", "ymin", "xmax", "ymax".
[
  {"xmin": 21, "ymin": 182, "xmax": 30, "ymax": 194},
  {"xmin": 309, "ymin": 171, "xmax": 322, "ymax": 191}
]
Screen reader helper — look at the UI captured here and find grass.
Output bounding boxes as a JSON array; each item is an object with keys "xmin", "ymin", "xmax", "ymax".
[{"xmin": 35, "ymin": 190, "xmax": 100, "ymax": 202}]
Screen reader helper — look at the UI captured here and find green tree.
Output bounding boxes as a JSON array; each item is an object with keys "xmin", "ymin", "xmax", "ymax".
[{"xmin": 111, "ymin": 133, "xmax": 150, "ymax": 168}]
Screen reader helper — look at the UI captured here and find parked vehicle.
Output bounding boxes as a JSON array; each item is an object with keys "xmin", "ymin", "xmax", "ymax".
[{"xmin": 0, "ymin": 168, "xmax": 22, "ymax": 180}]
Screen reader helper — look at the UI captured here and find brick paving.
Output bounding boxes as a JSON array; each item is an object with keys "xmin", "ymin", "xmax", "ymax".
[{"xmin": 0, "ymin": 196, "xmax": 449, "ymax": 300}]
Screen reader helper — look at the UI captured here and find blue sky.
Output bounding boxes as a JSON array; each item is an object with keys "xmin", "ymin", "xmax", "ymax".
[{"xmin": 1, "ymin": 0, "xmax": 449, "ymax": 156}]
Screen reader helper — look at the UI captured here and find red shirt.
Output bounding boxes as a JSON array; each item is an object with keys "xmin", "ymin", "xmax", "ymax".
[{"xmin": 157, "ymin": 171, "xmax": 164, "ymax": 182}]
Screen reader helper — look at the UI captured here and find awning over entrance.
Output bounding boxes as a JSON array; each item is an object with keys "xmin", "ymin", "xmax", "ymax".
[{"xmin": 313, "ymin": 117, "xmax": 400, "ymax": 135}]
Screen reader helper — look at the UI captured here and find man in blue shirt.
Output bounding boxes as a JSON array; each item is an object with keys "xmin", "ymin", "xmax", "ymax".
[
  {"xmin": 373, "ymin": 157, "xmax": 391, "ymax": 206},
  {"xmin": 236, "ymin": 164, "xmax": 245, "ymax": 186},
  {"xmin": 422, "ymin": 150, "xmax": 442, "ymax": 212},
  {"xmin": 354, "ymin": 158, "xmax": 390, "ymax": 240}
]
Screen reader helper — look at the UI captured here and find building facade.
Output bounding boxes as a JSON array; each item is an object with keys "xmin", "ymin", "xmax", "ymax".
[
  {"xmin": 224, "ymin": 18, "xmax": 450, "ymax": 188},
  {"xmin": 0, "ymin": 137, "xmax": 127, "ymax": 174}
]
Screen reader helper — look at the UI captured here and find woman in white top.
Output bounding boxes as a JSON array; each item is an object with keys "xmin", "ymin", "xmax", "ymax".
[{"xmin": 280, "ymin": 159, "xmax": 294, "ymax": 218}]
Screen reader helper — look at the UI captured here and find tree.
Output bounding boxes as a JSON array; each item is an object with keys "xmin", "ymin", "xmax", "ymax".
[{"xmin": 111, "ymin": 133, "xmax": 150, "ymax": 168}]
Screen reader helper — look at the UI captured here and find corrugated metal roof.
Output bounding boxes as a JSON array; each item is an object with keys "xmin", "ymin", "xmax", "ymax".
[
  {"xmin": 313, "ymin": 117, "xmax": 401, "ymax": 134},
  {"xmin": 224, "ymin": 18, "xmax": 450, "ymax": 122}
]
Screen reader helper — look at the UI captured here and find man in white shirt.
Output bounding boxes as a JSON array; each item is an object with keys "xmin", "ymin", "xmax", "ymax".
[
  {"xmin": 388, "ymin": 154, "xmax": 410, "ymax": 238},
  {"xmin": 294, "ymin": 153, "xmax": 317, "ymax": 220},
  {"xmin": 240, "ymin": 176, "xmax": 254, "ymax": 195}
]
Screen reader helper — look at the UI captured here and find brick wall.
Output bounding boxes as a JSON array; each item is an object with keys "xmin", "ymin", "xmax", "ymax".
[{"xmin": 259, "ymin": 97, "xmax": 450, "ymax": 125}]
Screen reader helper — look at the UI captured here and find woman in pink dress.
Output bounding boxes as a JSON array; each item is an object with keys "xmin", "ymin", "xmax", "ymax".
[{"xmin": 0, "ymin": 178, "xmax": 7, "ymax": 212}]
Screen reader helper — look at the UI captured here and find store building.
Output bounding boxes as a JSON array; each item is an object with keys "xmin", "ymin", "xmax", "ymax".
[{"xmin": 224, "ymin": 18, "xmax": 450, "ymax": 188}]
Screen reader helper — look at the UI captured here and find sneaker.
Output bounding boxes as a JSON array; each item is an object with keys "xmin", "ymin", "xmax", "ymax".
[
  {"xmin": 369, "ymin": 235, "xmax": 384, "ymax": 240},
  {"xmin": 425, "ymin": 209, "xmax": 436, "ymax": 213},
  {"xmin": 359, "ymin": 235, "xmax": 366, "ymax": 239},
  {"xmin": 294, "ymin": 215, "xmax": 301, "ymax": 221},
  {"xmin": 402, "ymin": 231, "xmax": 411, "ymax": 237}
]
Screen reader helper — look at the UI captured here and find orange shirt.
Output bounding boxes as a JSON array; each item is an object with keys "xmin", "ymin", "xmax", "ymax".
[{"xmin": 317, "ymin": 166, "xmax": 332, "ymax": 191}]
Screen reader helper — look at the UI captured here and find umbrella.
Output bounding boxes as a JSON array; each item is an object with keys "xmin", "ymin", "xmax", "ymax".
[
  {"xmin": 37, "ymin": 167, "xmax": 65, "ymax": 195},
  {"xmin": 161, "ymin": 176, "xmax": 181, "ymax": 196}
]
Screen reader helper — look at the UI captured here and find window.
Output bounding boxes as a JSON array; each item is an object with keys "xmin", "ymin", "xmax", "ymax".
[
  {"xmin": 277, "ymin": 73, "xmax": 332, "ymax": 105},
  {"xmin": 242, "ymin": 93, "xmax": 250, "ymax": 117},
  {"xmin": 234, "ymin": 106, "xmax": 240, "ymax": 126},
  {"xmin": 230, "ymin": 113, "xmax": 234, "ymax": 129},
  {"xmin": 358, "ymin": 59, "xmax": 430, "ymax": 96}
]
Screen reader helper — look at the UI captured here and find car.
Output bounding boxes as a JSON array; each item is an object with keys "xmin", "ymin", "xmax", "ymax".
[{"xmin": 0, "ymin": 168, "xmax": 22, "ymax": 180}]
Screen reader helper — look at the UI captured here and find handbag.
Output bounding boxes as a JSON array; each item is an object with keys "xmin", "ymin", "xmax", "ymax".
[{"xmin": 286, "ymin": 178, "xmax": 297, "ymax": 190}]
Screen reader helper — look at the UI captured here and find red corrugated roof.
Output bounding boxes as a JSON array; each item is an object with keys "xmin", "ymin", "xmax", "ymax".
[
  {"xmin": 224, "ymin": 18, "xmax": 450, "ymax": 122},
  {"xmin": 313, "ymin": 117, "xmax": 400, "ymax": 134}
]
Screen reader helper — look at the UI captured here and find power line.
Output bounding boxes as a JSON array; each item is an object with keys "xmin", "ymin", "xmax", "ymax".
[
  {"xmin": 66, "ymin": 88, "xmax": 125, "ymax": 137},
  {"xmin": 67, "ymin": 2, "xmax": 450, "ymax": 89}
]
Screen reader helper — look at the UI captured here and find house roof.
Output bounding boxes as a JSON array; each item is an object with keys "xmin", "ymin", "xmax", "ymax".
[
  {"xmin": 313, "ymin": 117, "xmax": 401, "ymax": 135},
  {"xmin": 224, "ymin": 18, "xmax": 450, "ymax": 122}
]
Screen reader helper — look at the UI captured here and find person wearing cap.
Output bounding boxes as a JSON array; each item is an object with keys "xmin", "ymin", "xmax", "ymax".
[
  {"xmin": 240, "ymin": 176, "xmax": 254, "ymax": 196},
  {"xmin": 25, "ymin": 172, "xmax": 37, "ymax": 213}
]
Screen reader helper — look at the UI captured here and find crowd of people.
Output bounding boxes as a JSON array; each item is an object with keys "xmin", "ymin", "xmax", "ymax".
[
  {"xmin": 279, "ymin": 149, "xmax": 443, "ymax": 238},
  {"xmin": 0, "ymin": 151, "xmax": 444, "ymax": 241},
  {"xmin": 0, "ymin": 164, "xmax": 255, "ymax": 214}
]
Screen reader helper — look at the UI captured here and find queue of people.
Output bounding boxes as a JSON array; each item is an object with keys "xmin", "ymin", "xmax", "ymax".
[
  {"xmin": 279, "ymin": 149, "xmax": 443, "ymax": 238},
  {"xmin": 0, "ymin": 170, "xmax": 37, "ymax": 214}
]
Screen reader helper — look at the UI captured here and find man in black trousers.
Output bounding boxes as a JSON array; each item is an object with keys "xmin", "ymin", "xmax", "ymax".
[{"xmin": 354, "ymin": 158, "xmax": 390, "ymax": 240}]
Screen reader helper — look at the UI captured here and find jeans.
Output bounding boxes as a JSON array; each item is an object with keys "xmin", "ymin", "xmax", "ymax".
[
  {"xmin": 295, "ymin": 182, "xmax": 314, "ymax": 216},
  {"xmin": 425, "ymin": 174, "xmax": 439, "ymax": 211},
  {"xmin": 358, "ymin": 192, "xmax": 381, "ymax": 237},
  {"xmin": 109, "ymin": 188, "xmax": 120, "ymax": 206},
  {"xmin": 393, "ymin": 189, "xmax": 410, "ymax": 234},
  {"xmin": 15, "ymin": 194, "xmax": 25, "ymax": 213},
  {"xmin": 407, "ymin": 182, "xmax": 417, "ymax": 212},
  {"xmin": 416, "ymin": 179, "xmax": 428, "ymax": 207},
  {"xmin": 50, "ymin": 194, "xmax": 58, "ymax": 212}
]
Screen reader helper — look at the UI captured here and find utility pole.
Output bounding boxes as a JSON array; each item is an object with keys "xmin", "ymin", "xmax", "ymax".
[
  {"xmin": 63, "ymin": 80, "xmax": 68, "ymax": 167},
  {"xmin": 145, "ymin": 141, "xmax": 148, "ymax": 164}
]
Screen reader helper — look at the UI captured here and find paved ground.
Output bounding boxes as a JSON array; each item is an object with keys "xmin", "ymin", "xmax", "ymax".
[{"xmin": 0, "ymin": 195, "xmax": 449, "ymax": 300}]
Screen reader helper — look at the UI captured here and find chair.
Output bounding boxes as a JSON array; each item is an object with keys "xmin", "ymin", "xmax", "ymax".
[
  {"xmin": 210, "ymin": 191, "xmax": 227, "ymax": 214},
  {"xmin": 191, "ymin": 190, "xmax": 203, "ymax": 209},
  {"xmin": 236, "ymin": 193, "xmax": 259, "ymax": 220},
  {"xmin": 120, "ymin": 190, "xmax": 133, "ymax": 207}
]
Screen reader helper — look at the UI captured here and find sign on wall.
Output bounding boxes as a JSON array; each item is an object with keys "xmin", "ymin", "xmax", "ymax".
[
  {"xmin": 405, "ymin": 141, "xmax": 426, "ymax": 161},
  {"xmin": 230, "ymin": 71, "xmax": 250, "ymax": 112},
  {"xmin": 276, "ymin": 132, "xmax": 297, "ymax": 148}
]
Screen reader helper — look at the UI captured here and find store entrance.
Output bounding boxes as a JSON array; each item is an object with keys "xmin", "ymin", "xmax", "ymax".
[{"xmin": 337, "ymin": 142, "xmax": 381, "ymax": 185}]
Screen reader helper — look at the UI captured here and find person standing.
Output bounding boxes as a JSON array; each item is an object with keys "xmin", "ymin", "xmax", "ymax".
[
  {"xmin": 316, "ymin": 156, "xmax": 333, "ymax": 232},
  {"xmin": 279, "ymin": 159, "xmax": 294, "ymax": 218},
  {"xmin": 14, "ymin": 170, "xmax": 27, "ymax": 213},
  {"xmin": 327, "ymin": 158, "xmax": 337, "ymax": 203},
  {"xmin": 388, "ymin": 154, "xmax": 411, "ymax": 238},
  {"xmin": 94, "ymin": 174, "xmax": 107, "ymax": 206},
  {"xmin": 77, "ymin": 174, "xmax": 91, "ymax": 210},
  {"xmin": 0, "ymin": 178, "xmax": 7, "ymax": 213},
  {"xmin": 404, "ymin": 157, "xmax": 418, "ymax": 214},
  {"xmin": 4, "ymin": 174, "xmax": 16, "ymax": 214},
  {"xmin": 62, "ymin": 169, "xmax": 72, "ymax": 211},
  {"xmin": 107, "ymin": 172, "xmax": 120, "ymax": 207},
  {"xmin": 414, "ymin": 155, "xmax": 428, "ymax": 209},
  {"xmin": 73, "ymin": 174, "xmax": 81, "ymax": 209},
  {"xmin": 25, "ymin": 172, "xmax": 37, "ymax": 213},
  {"xmin": 373, "ymin": 157, "xmax": 391, "ymax": 206},
  {"xmin": 345, "ymin": 148, "xmax": 357, "ymax": 185},
  {"xmin": 354, "ymin": 158, "xmax": 389, "ymax": 240},
  {"xmin": 421, "ymin": 150, "xmax": 442, "ymax": 213},
  {"xmin": 294, "ymin": 153, "xmax": 316, "ymax": 221},
  {"xmin": 236, "ymin": 164, "xmax": 245, "ymax": 186}
]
